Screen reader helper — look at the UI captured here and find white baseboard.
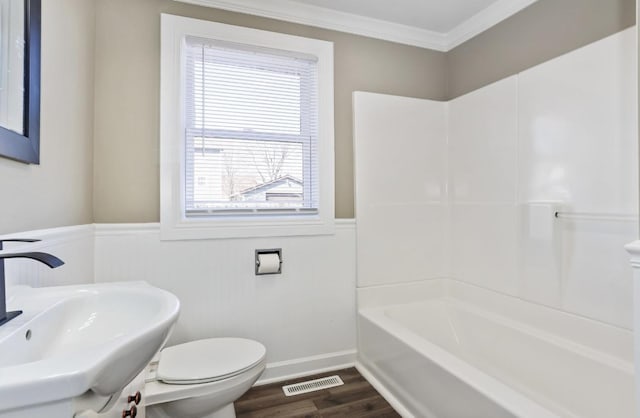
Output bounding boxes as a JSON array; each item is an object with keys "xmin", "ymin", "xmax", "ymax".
[
  {"xmin": 256, "ymin": 349, "xmax": 357, "ymax": 386},
  {"xmin": 355, "ymin": 361, "xmax": 414, "ymax": 418}
]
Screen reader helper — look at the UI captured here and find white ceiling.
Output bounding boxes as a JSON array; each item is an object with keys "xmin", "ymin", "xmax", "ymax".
[
  {"xmin": 175, "ymin": 0, "xmax": 539, "ymax": 51},
  {"xmin": 291, "ymin": 0, "xmax": 501, "ymax": 33}
]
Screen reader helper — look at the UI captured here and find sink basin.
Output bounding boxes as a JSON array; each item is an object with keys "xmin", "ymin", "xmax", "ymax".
[{"xmin": 0, "ymin": 282, "xmax": 180, "ymax": 412}]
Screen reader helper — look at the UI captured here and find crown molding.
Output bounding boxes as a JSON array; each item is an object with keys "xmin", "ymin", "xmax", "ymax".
[
  {"xmin": 173, "ymin": 0, "xmax": 538, "ymax": 51},
  {"xmin": 174, "ymin": 0, "xmax": 448, "ymax": 51},
  {"xmin": 446, "ymin": 0, "xmax": 539, "ymax": 49}
]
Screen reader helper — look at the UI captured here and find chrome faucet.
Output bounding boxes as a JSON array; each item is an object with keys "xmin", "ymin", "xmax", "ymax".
[{"xmin": 0, "ymin": 239, "xmax": 65, "ymax": 326}]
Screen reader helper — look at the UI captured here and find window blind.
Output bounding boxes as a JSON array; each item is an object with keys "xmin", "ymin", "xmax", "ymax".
[{"xmin": 183, "ymin": 36, "xmax": 319, "ymax": 216}]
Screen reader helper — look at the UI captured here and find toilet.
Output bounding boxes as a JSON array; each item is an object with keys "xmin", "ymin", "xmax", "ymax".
[{"xmin": 145, "ymin": 338, "xmax": 266, "ymax": 418}]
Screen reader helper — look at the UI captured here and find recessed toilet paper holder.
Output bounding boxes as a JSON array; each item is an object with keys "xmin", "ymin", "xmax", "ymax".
[{"xmin": 255, "ymin": 249, "xmax": 283, "ymax": 275}]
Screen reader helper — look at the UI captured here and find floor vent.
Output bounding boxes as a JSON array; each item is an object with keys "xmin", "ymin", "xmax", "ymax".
[{"xmin": 282, "ymin": 375, "xmax": 344, "ymax": 396}]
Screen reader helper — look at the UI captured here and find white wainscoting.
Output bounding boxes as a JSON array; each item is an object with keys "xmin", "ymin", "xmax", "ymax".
[
  {"xmin": 0, "ymin": 225, "xmax": 94, "ymax": 288},
  {"xmin": 94, "ymin": 220, "xmax": 357, "ymax": 384},
  {"xmin": 1, "ymin": 220, "xmax": 357, "ymax": 384}
]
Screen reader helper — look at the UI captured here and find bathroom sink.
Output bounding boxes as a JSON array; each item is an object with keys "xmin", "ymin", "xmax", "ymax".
[{"xmin": 0, "ymin": 282, "xmax": 180, "ymax": 412}]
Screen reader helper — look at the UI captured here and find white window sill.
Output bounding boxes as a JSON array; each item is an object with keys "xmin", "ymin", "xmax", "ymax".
[{"xmin": 160, "ymin": 215, "xmax": 335, "ymax": 240}]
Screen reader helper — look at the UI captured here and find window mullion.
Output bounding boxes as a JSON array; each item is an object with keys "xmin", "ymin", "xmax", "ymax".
[{"xmin": 185, "ymin": 127, "xmax": 307, "ymax": 144}]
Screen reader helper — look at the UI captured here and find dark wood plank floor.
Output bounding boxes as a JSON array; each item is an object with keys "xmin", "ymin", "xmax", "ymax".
[{"xmin": 235, "ymin": 367, "xmax": 401, "ymax": 418}]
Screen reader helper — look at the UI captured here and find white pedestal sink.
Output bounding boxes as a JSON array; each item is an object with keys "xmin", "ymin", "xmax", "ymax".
[{"xmin": 0, "ymin": 282, "xmax": 180, "ymax": 417}]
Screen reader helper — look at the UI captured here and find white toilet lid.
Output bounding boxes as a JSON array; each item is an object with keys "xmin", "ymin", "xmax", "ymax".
[{"xmin": 157, "ymin": 338, "xmax": 266, "ymax": 385}]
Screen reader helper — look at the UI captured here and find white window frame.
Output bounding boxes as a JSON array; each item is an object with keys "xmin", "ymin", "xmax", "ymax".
[{"xmin": 160, "ymin": 14, "xmax": 335, "ymax": 240}]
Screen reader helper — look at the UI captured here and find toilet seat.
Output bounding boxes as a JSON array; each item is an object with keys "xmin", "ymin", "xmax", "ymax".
[{"xmin": 157, "ymin": 338, "xmax": 267, "ymax": 385}]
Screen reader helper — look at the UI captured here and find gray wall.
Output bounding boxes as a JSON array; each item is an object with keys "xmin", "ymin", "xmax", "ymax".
[
  {"xmin": 92, "ymin": 0, "xmax": 448, "ymax": 221},
  {"xmin": 447, "ymin": 0, "xmax": 636, "ymax": 98},
  {"xmin": 1, "ymin": 0, "xmax": 636, "ymax": 231},
  {"xmin": 92, "ymin": 0, "xmax": 637, "ymax": 222},
  {"xmin": 0, "ymin": 0, "xmax": 95, "ymax": 235}
]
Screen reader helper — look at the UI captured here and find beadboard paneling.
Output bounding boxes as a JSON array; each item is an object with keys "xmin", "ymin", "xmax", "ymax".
[
  {"xmin": 94, "ymin": 221, "xmax": 357, "ymax": 380},
  {"xmin": 1, "ymin": 225, "xmax": 94, "ymax": 288}
]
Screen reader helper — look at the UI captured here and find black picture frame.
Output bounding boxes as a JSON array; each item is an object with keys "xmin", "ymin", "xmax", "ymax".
[{"xmin": 0, "ymin": 0, "xmax": 40, "ymax": 164}]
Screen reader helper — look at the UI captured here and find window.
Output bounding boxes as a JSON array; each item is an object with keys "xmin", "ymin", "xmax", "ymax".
[
  {"xmin": 184, "ymin": 37, "xmax": 317, "ymax": 215},
  {"xmin": 161, "ymin": 15, "xmax": 334, "ymax": 239}
]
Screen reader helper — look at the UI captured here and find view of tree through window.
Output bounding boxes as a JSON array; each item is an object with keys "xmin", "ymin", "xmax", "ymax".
[{"xmin": 191, "ymin": 138, "xmax": 304, "ymax": 209}]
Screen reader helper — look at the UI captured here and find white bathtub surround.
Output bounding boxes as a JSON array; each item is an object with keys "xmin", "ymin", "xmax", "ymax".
[
  {"xmin": 515, "ymin": 25, "xmax": 637, "ymax": 328},
  {"xmin": 353, "ymin": 94, "xmax": 448, "ymax": 288},
  {"xmin": 357, "ymin": 279, "xmax": 634, "ymax": 418},
  {"xmin": 353, "ymin": 27, "xmax": 637, "ymax": 330}
]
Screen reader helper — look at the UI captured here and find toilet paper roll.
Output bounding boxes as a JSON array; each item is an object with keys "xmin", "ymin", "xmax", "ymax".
[{"xmin": 257, "ymin": 253, "xmax": 281, "ymax": 274}]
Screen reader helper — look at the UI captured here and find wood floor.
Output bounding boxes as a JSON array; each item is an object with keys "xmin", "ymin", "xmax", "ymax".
[{"xmin": 235, "ymin": 368, "xmax": 401, "ymax": 418}]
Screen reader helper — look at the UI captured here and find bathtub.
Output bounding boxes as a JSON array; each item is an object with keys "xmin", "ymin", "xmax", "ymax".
[{"xmin": 357, "ymin": 279, "xmax": 634, "ymax": 418}]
